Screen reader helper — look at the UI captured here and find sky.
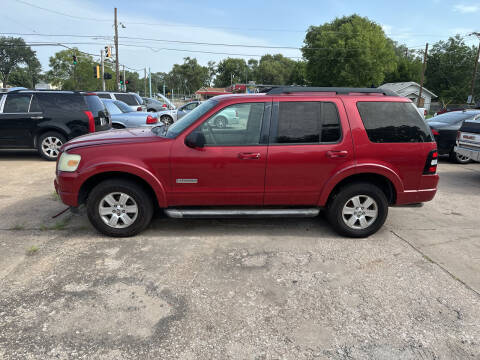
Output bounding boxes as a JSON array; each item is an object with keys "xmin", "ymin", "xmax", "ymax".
[{"xmin": 2, "ymin": 0, "xmax": 479, "ymax": 76}]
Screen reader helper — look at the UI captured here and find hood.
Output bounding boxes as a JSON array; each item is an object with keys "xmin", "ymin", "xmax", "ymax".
[
  {"xmin": 62, "ymin": 127, "xmax": 164, "ymax": 152},
  {"xmin": 156, "ymin": 93, "xmax": 176, "ymax": 110}
]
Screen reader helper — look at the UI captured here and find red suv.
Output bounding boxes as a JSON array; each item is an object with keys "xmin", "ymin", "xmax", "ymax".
[{"xmin": 54, "ymin": 87, "xmax": 439, "ymax": 238}]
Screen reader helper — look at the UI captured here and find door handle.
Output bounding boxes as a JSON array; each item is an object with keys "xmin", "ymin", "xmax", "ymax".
[
  {"xmin": 326, "ymin": 150, "xmax": 348, "ymax": 158},
  {"xmin": 30, "ymin": 116, "xmax": 43, "ymax": 120},
  {"xmin": 238, "ymin": 152, "xmax": 261, "ymax": 160}
]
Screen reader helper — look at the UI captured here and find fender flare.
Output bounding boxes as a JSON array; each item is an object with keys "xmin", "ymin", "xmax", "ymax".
[
  {"xmin": 318, "ymin": 163, "xmax": 404, "ymax": 206},
  {"xmin": 78, "ymin": 162, "xmax": 168, "ymax": 207}
]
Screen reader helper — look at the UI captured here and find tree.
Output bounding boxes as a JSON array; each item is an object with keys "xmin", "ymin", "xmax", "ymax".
[
  {"xmin": 384, "ymin": 42, "xmax": 422, "ymax": 83},
  {"xmin": 214, "ymin": 58, "xmax": 247, "ymax": 87},
  {"xmin": 253, "ymin": 54, "xmax": 305, "ymax": 85},
  {"xmin": 425, "ymin": 35, "xmax": 478, "ymax": 103},
  {"xmin": 302, "ymin": 15, "xmax": 397, "ymax": 87},
  {"xmin": 46, "ymin": 48, "xmax": 117, "ymax": 91},
  {"xmin": 0, "ymin": 36, "xmax": 39, "ymax": 87}
]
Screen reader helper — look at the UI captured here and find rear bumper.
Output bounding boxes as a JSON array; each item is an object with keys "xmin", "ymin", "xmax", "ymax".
[
  {"xmin": 54, "ymin": 172, "xmax": 79, "ymax": 207},
  {"xmin": 396, "ymin": 174, "xmax": 439, "ymax": 205},
  {"xmin": 454, "ymin": 146, "xmax": 480, "ymax": 162}
]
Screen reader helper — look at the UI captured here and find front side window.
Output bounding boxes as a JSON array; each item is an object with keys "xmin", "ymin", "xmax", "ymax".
[
  {"xmin": 357, "ymin": 101, "xmax": 433, "ymax": 143},
  {"xmin": 164, "ymin": 99, "xmax": 217, "ymax": 138},
  {"xmin": 3, "ymin": 94, "xmax": 31, "ymax": 113},
  {"xmin": 196, "ymin": 102, "xmax": 265, "ymax": 146},
  {"xmin": 272, "ymin": 101, "xmax": 341, "ymax": 144}
]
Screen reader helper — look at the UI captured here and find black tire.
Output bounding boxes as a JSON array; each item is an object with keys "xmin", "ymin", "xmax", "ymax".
[
  {"xmin": 214, "ymin": 116, "xmax": 227, "ymax": 128},
  {"xmin": 449, "ymin": 150, "xmax": 471, "ymax": 164},
  {"xmin": 326, "ymin": 182, "xmax": 388, "ymax": 238},
  {"xmin": 87, "ymin": 179, "xmax": 154, "ymax": 237},
  {"xmin": 112, "ymin": 123, "xmax": 125, "ymax": 129},
  {"xmin": 37, "ymin": 131, "xmax": 66, "ymax": 161},
  {"xmin": 160, "ymin": 115, "xmax": 173, "ymax": 125}
]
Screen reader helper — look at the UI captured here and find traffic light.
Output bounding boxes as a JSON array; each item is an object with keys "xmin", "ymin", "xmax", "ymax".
[
  {"xmin": 72, "ymin": 55, "xmax": 77, "ymax": 65},
  {"xmin": 120, "ymin": 75, "xmax": 124, "ymax": 85},
  {"xmin": 125, "ymin": 79, "xmax": 130, "ymax": 85},
  {"xmin": 104, "ymin": 46, "xmax": 111, "ymax": 58},
  {"xmin": 103, "ymin": 72, "xmax": 112, "ymax": 80},
  {"xmin": 93, "ymin": 65, "xmax": 100, "ymax": 79}
]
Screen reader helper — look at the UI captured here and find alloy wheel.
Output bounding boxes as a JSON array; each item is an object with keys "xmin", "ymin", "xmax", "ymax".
[
  {"xmin": 98, "ymin": 192, "xmax": 139, "ymax": 229},
  {"xmin": 341, "ymin": 195, "xmax": 378, "ymax": 230},
  {"xmin": 41, "ymin": 136, "xmax": 63, "ymax": 158}
]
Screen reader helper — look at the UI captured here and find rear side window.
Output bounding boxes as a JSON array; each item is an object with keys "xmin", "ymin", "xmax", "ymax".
[
  {"xmin": 96, "ymin": 93, "xmax": 111, "ymax": 99},
  {"xmin": 3, "ymin": 94, "xmax": 31, "ymax": 113},
  {"xmin": 84, "ymin": 95, "xmax": 106, "ymax": 115},
  {"xmin": 114, "ymin": 93, "xmax": 138, "ymax": 105},
  {"xmin": 37, "ymin": 93, "xmax": 86, "ymax": 112},
  {"xmin": 273, "ymin": 101, "xmax": 341, "ymax": 144},
  {"xmin": 357, "ymin": 102, "xmax": 433, "ymax": 143}
]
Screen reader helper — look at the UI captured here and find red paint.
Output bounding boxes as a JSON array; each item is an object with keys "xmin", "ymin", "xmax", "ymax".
[
  {"xmin": 84, "ymin": 111, "xmax": 94, "ymax": 133},
  {"xmin": 56, "ymin": 92, "xmax": 439, "ymax": 209}
]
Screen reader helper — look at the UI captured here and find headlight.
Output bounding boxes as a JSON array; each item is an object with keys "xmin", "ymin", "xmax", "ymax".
[{"xmin": 58, "ymin": 153, "xmax": 81, "ymax": 172}]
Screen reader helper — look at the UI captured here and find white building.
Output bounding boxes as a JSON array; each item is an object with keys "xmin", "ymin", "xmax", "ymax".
[{"xmin": 379, "ymin": 82, "xmax": 437, "ymax": 110}]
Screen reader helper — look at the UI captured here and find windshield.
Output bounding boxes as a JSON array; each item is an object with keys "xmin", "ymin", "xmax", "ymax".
[
  {"xmin": 429, "ymin": 111, "xmax": 480, "ymax": 124},
  {"xmin": 114, "ymin": 100, "xmax": 134, "ymax": 113},
  {"xmin": 161, "ymin": 99, "xmax": 217, "ymax": 138}
]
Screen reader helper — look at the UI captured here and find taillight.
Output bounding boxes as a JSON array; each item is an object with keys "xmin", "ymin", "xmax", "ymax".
[
  {"xmin": 423, "ymin": 150, "xmax": 438, "ymax": 175},
  {"xmin": 137, "ymin": 106, "xmax": 142, "ymax": 111},
  {"xmin": 424, "ymin": 109, "xmax": 427, "ymax": 116},
  {"xmin": 431, "ymin": 129, "xmax": 440, "ymax": 136},
  {"xmin": 84, "ymin": 110, "xmax": 95, "ymax": 132},
  {"xmin": 146, "ymin": 115, "xmax": 158, "ymax": 124}
]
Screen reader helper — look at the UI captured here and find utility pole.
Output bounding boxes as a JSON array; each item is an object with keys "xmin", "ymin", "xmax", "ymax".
[
  {"xmin": 114, "ymin": 7, "xmax": 120, "ymax": 91},
  {"xmin": 149, "ymin": 67, "xmax": 152, "ymax": 98},
  {"xmin": 123, "ymin": 65, "xmax": 126, "ymax": 92},
  {"xmin": 144, "ymin": 68, "xmax": 147, "ymax": 97},
  {"xmin": 417, "ymin": 42, "xmax": 428, "ymax": 107},
  {"xmin": 469, "ymin": 32, "xmax": 480, "ymax": 105},
  {"xmin": 100, "ymin": 50, "xmax": 105, "ymax": 91}
]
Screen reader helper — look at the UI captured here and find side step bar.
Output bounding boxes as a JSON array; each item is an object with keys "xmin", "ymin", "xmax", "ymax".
[{"xmin": 165, "ymin": 208, "xmax": 320, "ymax": 219}]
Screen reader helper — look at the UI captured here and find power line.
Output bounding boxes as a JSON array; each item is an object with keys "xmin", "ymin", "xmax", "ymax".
[{"xmin": 13, "ymin": 0, "xmax": 111, "ymax": 22}]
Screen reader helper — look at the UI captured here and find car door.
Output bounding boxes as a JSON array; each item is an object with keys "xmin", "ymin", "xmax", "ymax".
[
  {"xmin": 169, "ymin": 101, "xmax": 271, "ymax": 206},
  {"xmin": 0, "ymin": 93, "xmax": 39, "ymax": 148},
  {"xmin": 264, "ymin": 98, "xmax": 354, "ymax": 205}
]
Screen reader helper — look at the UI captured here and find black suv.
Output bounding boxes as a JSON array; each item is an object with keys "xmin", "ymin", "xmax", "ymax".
[{"xmin": 0, "ymin": 90, "xmax": 111, "ymax": 160}]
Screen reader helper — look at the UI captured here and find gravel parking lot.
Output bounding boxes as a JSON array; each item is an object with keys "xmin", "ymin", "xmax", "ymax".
[{"xmin": 0, "ymin": 150, "xmax": 479, "ymax": 359}]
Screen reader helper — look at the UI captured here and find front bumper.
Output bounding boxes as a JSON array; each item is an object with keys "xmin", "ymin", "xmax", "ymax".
[
  {"xmin": 454, "ymin": 146, "xmax": 480, "ymax": 162},
  {"xmin": 54, "ymin": 172, "xmax": 79, "ymax": 207}
]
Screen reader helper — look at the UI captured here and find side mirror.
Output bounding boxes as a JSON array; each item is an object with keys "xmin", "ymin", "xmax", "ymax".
[{"xmin": 185, "ymin": 131, "xmax": 206, "ymax": 149}]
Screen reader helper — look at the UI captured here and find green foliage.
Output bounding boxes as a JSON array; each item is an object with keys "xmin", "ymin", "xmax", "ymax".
[
  {"xmin": 0, "ymin": 36, "xmax": 40, "ymax": 87},
  {"xmin": 214, "ymin": 58, "xmax": 248, "ymax": 87},
  {"xmin": 252, "ymin": 54, "xmax": 306, "ymax": 85},
  {"xmin": 384, "ymin": 43, "xmax": 422, "ymax": 83},
  {"xmin": 166, "ymin": 57, "xmax": 209, "ymax": 94},
  {"xmin": 425, "ymin": 35, "xmax": 478, "ymax": 103},
  {"xmin": 45, "ymin": 48, "xmax": 117, "ymax": 91},
  {"xmin": 302, "ymin": 15, "xmax": 397, "ymax": 87}
]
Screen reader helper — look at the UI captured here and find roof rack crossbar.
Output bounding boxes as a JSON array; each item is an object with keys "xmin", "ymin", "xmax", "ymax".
[{"xmin": 265, "ymin": 86, "xmax": 398, "ymax": 97}]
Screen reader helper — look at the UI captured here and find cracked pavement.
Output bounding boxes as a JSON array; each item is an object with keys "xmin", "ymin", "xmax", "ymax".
[{"xmin": 0, "ymin": 150, "xmax": 479, "ymax": 359}]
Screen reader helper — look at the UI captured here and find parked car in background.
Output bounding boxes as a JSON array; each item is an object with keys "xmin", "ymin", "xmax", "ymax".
[
  {"xmin": 55, "ymin": 87, "xmax": 438, "ymax": 238},
  {"xmin": 176, "ymin": 101, "xmax": 202, "ymax": 121},
  {"xmin": 101, "ymin": 99, "xmax": 159, "ymax": 128},
  {"xmin": 0, "ymin": 90, "xmax": 110, "ymax": 160},
  {"xmin": 95, "ymin": 92, "xmax": 146, "ymax": 112},
  {"xmin": 455, "ymin": 111, "xmax": 480, "ymax": 162},
  {"xmin": 434, "ymin": 107, "xmax": 464, "ymax": 116},
  {"xmin": 155, "ymin": 99, "xmax": 202, "ymax": 125},
  {"xmin": 427, "ymin": 110, "xmax": 480, "ymax": 163},
  {"xmin": 143, "ymin": 97, "xmax": 168, "ymax": 112}
]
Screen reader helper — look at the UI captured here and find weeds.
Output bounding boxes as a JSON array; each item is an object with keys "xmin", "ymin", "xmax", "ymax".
[{"xmin": 26, "ymin": 245, "xmax": 39, "ymax": 256}]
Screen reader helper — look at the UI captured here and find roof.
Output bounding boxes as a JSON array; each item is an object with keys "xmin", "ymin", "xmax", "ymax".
[
  {"xmin": 379, "ymin": 82, "xmax": 437, "ymax": 98},
  {"xmin": 195, "ymin": 87, "xmax": 232, "ymax": 95}
]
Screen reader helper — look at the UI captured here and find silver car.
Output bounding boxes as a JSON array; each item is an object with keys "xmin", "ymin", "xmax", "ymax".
[
  {"xmin": 101, "ymin": 99, "xmax": 159, "ymax": 128},
  {"xmin": 96, "ymin": 92, "xmax": 147, "ymax": 112}
]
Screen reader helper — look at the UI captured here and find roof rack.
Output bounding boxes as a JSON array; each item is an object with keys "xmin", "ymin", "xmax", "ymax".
[
  {"xmin": 7, "ymin": 89, "xmax": 82, "ymax": 94},
  {"xmin": 264, "ymin": 86, "xmax": 398, "ymax": 97}
]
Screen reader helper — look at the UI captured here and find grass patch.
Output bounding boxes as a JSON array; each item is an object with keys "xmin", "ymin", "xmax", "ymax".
[
  {"xmin": 11, "ymin": 224, "xmax": 25, "ymax": 230},
  {"xmin": 26, "ymin": 245, "xmax": 39, "ymax": 256},
  {"xmin": 40, "ymin": 217, "xmax": 71, "ymax": 231},
  {"xmin": 51, "ymin": 191, "xmax": 60, "ymax": 202}
]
